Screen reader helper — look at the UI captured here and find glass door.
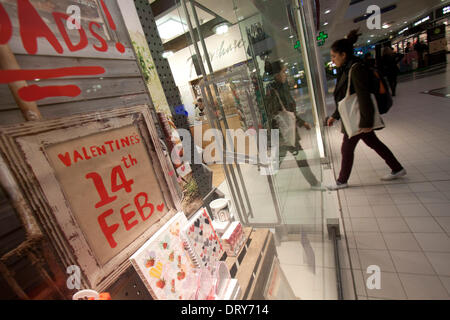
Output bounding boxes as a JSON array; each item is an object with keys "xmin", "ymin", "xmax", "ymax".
[
  {"xmin": 163, "ymin": 0, "xmax": 343, "ymax": 299},
  {"xmin": 232, "ymin": 0, "xmax": 324, "ymax": 228}
]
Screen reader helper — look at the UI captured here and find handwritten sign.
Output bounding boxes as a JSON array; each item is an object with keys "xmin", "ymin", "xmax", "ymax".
[
  {"xmin": 0, "ymin": 0, "xmax": 123, "ymax": 102},
  {"xmin": 46, "ymin": 125, "xmax": 168, "ymax": 265}
]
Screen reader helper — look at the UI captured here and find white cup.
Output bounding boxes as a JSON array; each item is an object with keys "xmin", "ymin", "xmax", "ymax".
[{"xmin": 209, "ymin": 198, "xmax": 232, "ymax": 222}]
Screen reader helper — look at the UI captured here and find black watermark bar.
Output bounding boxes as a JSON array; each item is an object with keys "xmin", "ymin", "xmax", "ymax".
[{"xmin": 1, "ymin": 300, "xmax": 449, "ymax": 319}]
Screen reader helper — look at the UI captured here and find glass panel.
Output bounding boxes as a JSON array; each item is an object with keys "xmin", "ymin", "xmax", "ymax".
[
  {"xmin": 232, "ymin": 0, "xmax": 323, "ymax": 225},
  {"xmin": 164, "ymin": 0, "xmax": 339, "ymax": 300}
]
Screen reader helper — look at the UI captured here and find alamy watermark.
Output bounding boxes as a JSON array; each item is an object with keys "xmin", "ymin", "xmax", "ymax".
[
  {"xmin": 66, "ymin": 5, "xmax": 81, "ymax": 30},
  {"xmin": 366, "ymin": 5, "xmax": 382, "ymax": 30},
  {"xmin": 66, "ymin": 265, "xmax": 81, "ymax": 290},
  {"xmin": 366, "ymin": 265, "xmax": 381, "ymax": 290},
  {"xmin": 171, "ymin": 127, "xmax": 280, "ymax": 176}
]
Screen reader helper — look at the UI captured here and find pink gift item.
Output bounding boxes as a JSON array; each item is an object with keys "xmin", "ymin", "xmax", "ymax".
[
  {"xmin": 182, "ymin": 208, "xmax": 224, "ymax": 275},
  {"xmin": 194, "ymin": 267, "xmax": 215, "ymax": 300},
  {"xmin": 221, "ymin": 222, "xmax": 245, "ymax": 256}
]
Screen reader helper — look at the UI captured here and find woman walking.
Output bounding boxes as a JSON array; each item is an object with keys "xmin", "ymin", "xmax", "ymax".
[
  {"xmin": 265, "ymin": 61, "xmax": 323, "ymax": 190},
  {"xmin": 327, "ymin": 30, "xmax": 406, "ymax": 190}
]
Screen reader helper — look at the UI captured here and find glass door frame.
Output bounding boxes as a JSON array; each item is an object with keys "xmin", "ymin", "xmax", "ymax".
[{"xmin": 179, "ymin": 0, "xmax": 283, "ymax": 227}]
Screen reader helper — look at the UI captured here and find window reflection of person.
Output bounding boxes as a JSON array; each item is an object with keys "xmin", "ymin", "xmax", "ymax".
[
  {"xmin": 265, "ymin": 61, "xmax": 323, "ymax": 190},
  {"xmin": 194, "ymin": 98, "xmax": 207, "ymax": 122}
]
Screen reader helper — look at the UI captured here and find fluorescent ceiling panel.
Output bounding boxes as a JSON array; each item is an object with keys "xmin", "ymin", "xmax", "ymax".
[{"xmin": 157, "ymin": 18, "xmax": 187, "ymax": 40}]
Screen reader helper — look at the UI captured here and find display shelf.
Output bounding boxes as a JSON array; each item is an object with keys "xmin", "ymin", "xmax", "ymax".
[
  {"xmin": 224, "ymin": 228, "xmax": 276, "ymax": 300},
  {"xmin": 224, "ymin": 227, "xmax": 253, "ymax": 272}
]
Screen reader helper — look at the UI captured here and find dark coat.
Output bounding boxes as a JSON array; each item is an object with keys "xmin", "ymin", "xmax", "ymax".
[
  {"xmin": 332, "ymin": 57, "xmax": 379, "ymax": 135},
  {"xmin": 381, "ymin": 54, "xmax": 400, "ymax": 77}
]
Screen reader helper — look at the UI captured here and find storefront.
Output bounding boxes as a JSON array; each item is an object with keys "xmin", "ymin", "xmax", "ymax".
[
  {"xmin": 0, "ymin": 0, "xmax": 350, "ymax": 300},
  {"xmin": 390, "ymin": 3, "xmax": 449, "ymax": 70}
]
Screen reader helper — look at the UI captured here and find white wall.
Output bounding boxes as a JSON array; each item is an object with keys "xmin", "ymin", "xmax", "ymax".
[{"xmin": 167, "ymin": 24, "xmax": 248, "ymax": 121}]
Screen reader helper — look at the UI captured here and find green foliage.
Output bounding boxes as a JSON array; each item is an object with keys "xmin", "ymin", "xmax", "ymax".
[
  {"xmin": 132, "ymin": 40, "xmax": 155, "ymax": 83},
  {"xmin": 183, "ymin": 176, "xmax": 200, "ymax": 202}
]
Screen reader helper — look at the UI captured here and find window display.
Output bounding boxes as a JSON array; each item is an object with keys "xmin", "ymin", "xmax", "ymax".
[
  {"xmin": 130, "ymin": 212, "xmax": 199, "ymax": 300},
  {"xmin": 0, "ymin": 106, "xmax": 180, "ymax": 290},
  {"xmin": 181, "ymin": 208, "xmax": 224, "ymax": 274}
]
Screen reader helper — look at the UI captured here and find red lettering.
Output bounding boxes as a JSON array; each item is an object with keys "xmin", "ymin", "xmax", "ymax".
[
  {"xmin": 111, "ymin": 165, "xmax": 134, "ymax": 194},
  {"xmin": 130, "ymin": 136, "xmax": 135, "ymax": 144},
  {"xmin": 120, "ymin": 204, "xmax": 138, "ymax": 231},
  {"xmin": 90, "ymin": 146, "xmax": 98, "ymax": 157},
  {"xmin": 86, "ymin": 172, "xmax": 117, "ymax": 209},
  {"xmin": 135, "ymin": 192, "xmax": 154, "ymax": 221},
  {"xmin": 135, "ymin": 134, "xmax": 141, "ymax": 143},
  {"xmin": 129, "ymin": 154, "xmax": 137, "ymax": 166},
  {"xmin": 96, "ymin": 145, "xmax": 107, "ymax": 156},
  {"xmin": 18, "ymin": 0, "xmax": 63, "ymax": 54},
  {"xmin": 115, "ymin": 140, "xmax": 121, "ymax": 150},
  {"xmin": 73, "ymin": 150, "xmax": 83, "ymax": 163},
  {"xmin": 98, "ymin": 209, "xmax": 119, "ymax": 249},
  {"xmin": 57, "ymin": 152, "xmax": 72, "ymax": 167},
  {"xmin": 105, "ymin": 141, "xmax": 114, "ymax": 152},
  {"xmin": 52, "ymin": 12, "xmax": 88, "ymax": 52},
  {"xmin": 0, "ymin": 3, "xmax": 12, "ymax": 45},
  {"xmin": 120, "ymin": 137, "xmax": 130, "ymax": 148},
  {"xmin": 89, "ymin": 22, "xmax": 108, "ymax": 52},
  {"xmin": 82, "ymin": 147, "xmax": 92, "ymax": 160},
  {"xmin": 18, "ymin": 84, "xmax": 81, "ymax": 102}
]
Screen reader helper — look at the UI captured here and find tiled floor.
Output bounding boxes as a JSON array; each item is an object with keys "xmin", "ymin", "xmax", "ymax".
[{"xmin": 328, "ymin": 63, "xmax": 450, "ymax": 300}]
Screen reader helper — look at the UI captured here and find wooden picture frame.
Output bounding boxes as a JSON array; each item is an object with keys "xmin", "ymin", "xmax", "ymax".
[{"xmin": 0, "ymin": 105, "xmax": 182, "ymax": 291}]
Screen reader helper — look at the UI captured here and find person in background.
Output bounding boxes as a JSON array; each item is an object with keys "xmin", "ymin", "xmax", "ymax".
[
  {"xmin": 415, "ymin": 41, "xmax": 428, "ymax": 68},
  {"xmin": 405, "ymin": 42, "xmax": 412, "ymax": 53},
  {"xmin": 364, "ymin": 52, "xmax": 375, "ymax": 68},
  {"xmin": 194, "ymin": 98, "xmax": 207, "ymax": 122},
  {"xmin": 326, "ymin": 30, "xmax": 406, "ymax": 190},
  {"xmin": 381, "ymin": 46, "xmax": 400, "ymax": 96},
  {"xmin": 265, "ymin": 60, "xmax": 324, "ymax": 190}
]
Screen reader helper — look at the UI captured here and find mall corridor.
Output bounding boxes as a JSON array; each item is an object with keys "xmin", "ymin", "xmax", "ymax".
[{"xmin": 328, "ymin": 63, "xmax": 450, "ymax": 299}]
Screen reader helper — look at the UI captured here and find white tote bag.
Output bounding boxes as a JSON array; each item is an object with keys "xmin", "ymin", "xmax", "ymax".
[
  {"xmin": 273, "ymin": 90, "xmax": 297, "ymax": 147},
  {"xmin": 338, "ymin": 64, "xmax": 385, "ymax": 138}
]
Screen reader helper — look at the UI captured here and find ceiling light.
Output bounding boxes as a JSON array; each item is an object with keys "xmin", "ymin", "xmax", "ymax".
[
  {"xmin": 382, "ymin": 24, "xmax": 391, "ymax": 29},
  {"xmin": 289, "ymin": 35, "xmax": 294, "ymax": 38},
  {"xmin": 283, "ymin": 26, "xmax": 289, "ymax": 30},
  {"xmin": 324, "ymin": 22, "xmax": 328, "ymax": 26},
  {"xmin": 213, "ymin": 22, "xmax": 230, "ymax": 35},
  {"xmin": 162, "ymin": 51, "xmax": 174, "ymax": 59},
  {"xmin": 325, "ymin": 9, "xmax": 331, "ymax": 14},
  {"xmin": 157, "ymin": 18, "xmax": 187, "ymax": 40}
]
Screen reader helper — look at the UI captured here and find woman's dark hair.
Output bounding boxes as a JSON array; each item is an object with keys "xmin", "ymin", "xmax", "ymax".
[
  {"xmin": 331, "ymin": 29, "xmax": 361, "ymax": 58},
  {"xmin": 265, "ymin": 60, "xmax": 283, "ymax": 76}
]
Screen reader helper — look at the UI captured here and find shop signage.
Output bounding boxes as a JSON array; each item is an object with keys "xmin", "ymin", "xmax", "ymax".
[
  {"xmin": 435, "ymin": 5, "xmax": 450, "ymax": 19},
  {"xmin": 46, "ymin": 125, "xmax": 168, "ymax": 265},
  {"xmin": 0, "ymin": 0, "xmax": 127, "ymax": 103},
  {"xmin": 398, "ymin": 27, "xmax": 409, "ymax": 35},
  {"xmin": 0, "ymin": 106, "xmax": 179, "ymax": 289},
  {"xmin": 168, "ymin": 24, "xmax": 247, "ymax": 84},
  {"xmin": 413, "ymin": 15, "xmax": 431, "ymax": 27},
  {"xmin": 317, "ymin": 31, "xmax": 328, "ymax": 47}
]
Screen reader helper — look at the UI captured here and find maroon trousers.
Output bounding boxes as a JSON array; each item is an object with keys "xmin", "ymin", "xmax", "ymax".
[{"xmin": 338, "ymin": 131, "xmax": 403, "ymax": 184}]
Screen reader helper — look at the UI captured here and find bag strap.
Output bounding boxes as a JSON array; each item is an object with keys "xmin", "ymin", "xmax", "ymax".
[
  {"xmin": 273, "ymin": 89, "xmax": 287, "ymax": 112},
  {"xmin": 346, "ymin": 63, "xmax": 358, "ymax": 97}
]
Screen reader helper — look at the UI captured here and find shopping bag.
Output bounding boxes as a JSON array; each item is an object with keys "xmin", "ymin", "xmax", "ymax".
[
  {"xmin": 338, "ymin": 64, "xmax": 385, "ymax": 138},
  {"xmin": 273, "ymin": 90, "xmax": 297, "ymax": 147}
]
